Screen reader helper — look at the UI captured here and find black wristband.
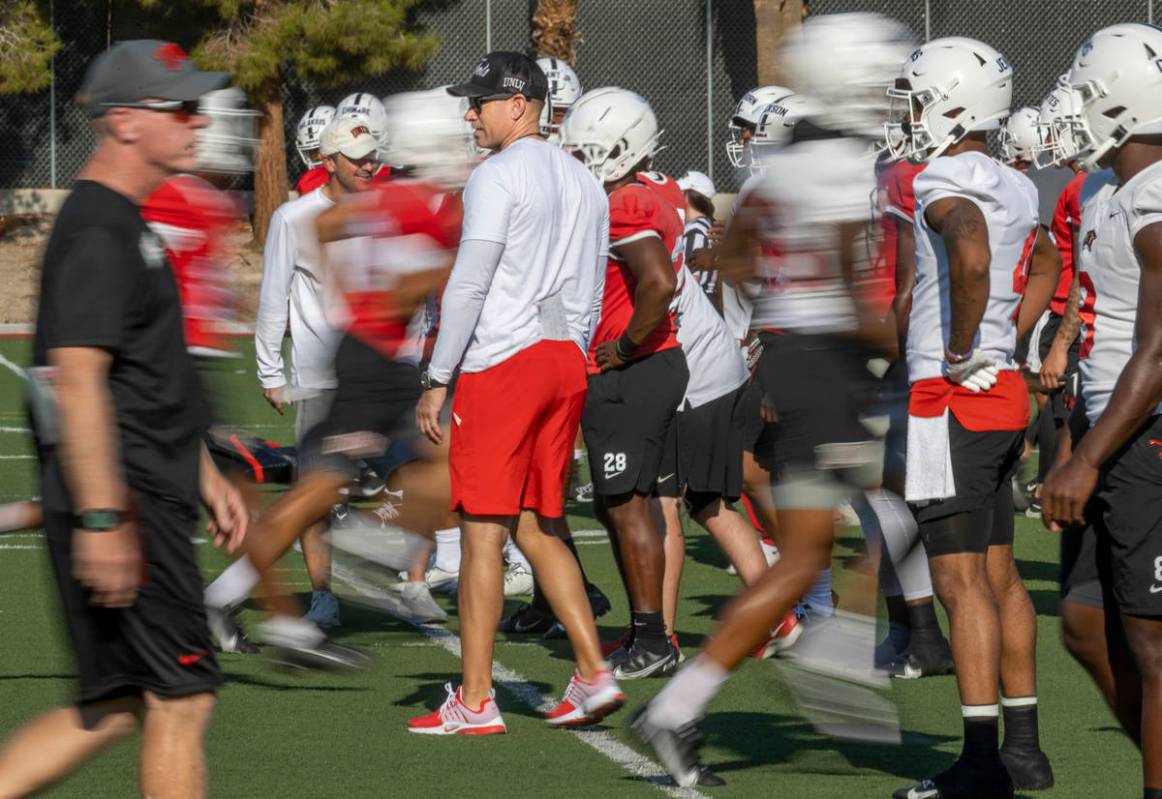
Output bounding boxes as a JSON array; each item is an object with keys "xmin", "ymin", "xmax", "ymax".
[{"xmin": 615, "ymin": 334, "xmax": 637, "ymax": 360}]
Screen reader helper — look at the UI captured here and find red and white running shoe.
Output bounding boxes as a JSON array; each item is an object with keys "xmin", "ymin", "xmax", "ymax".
[
  {"xmin": 670, "ymin": 632, "xmax": 685, "ymax": 664},
  {"xmin": 752, "ymin": 606, "xmax": 805, "ymax": 660},
  {"xmin": 545, "ymin": 670, "xmax": 626, "ymax": 726},
  {"xmin": 408, "ymin": 683, "xmax": 507, "ymax": 735}
]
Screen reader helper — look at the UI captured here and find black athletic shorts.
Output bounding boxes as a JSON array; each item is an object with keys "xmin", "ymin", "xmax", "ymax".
[
  {"xmin": 300, "ymin": 334, "xmax": 422, "ymax": 479},
  {"xmin": 1092, "ymin": 414, "xmax": 1162, "ymax": 615},
  {"xmin": 912, "ymin": 415, "xmax": 1023, "ymax": 556},
  {"xmin": 1037, "ymin": 312, "xmax": 1080, "ymax": 423},
  {"xmin": 680, "ymin": 385, "xmax": 746, "ymax": 502},
  {"xmin": 582, "ymin": 348, "xmax": 688, "ymax": 497},
  {"xmin": 656, "ymin": 413, "xmax": 682, "ymax": 499},
  {"xmin": 739, "ymin": 376, "xmax": 777, "ymax": 473},
  {"xmin": 1060, "ymin": 519, "xmax": 1103, "ymax": 608},
  {"xmin": 44, "ymin": 493, "xmax": 222, "ymax": 704}
]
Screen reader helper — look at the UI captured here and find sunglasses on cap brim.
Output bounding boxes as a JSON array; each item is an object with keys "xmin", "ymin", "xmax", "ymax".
[{"xmin": 104, "ymin": 99, "xmax": 202, "ymax": 121}]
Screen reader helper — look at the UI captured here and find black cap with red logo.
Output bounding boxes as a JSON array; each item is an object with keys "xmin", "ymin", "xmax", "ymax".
[{"xmin": 78, "ymin": 39, "xmax": 230, "ymax": 118}]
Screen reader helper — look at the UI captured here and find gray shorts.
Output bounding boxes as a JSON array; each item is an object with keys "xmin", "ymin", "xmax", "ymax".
[{"xmin": 295, "ymin": 389, "xmax": 336, "ymax": 474}]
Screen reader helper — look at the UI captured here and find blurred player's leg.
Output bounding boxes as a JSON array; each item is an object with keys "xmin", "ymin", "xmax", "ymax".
[{"xmin": 0, "ymin": 500, "xmax": 42, "ymax": 534}]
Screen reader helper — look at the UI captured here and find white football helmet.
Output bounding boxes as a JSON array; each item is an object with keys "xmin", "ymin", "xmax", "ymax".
[
  {"xmin": 536, "ymin": 57, "xmax": 582, "ymax": 137},
  {"xmin": 197, "ymin": 88, "xmax": 259, "ymax": 174},
  {"xmin": 559, "ymin": 87, "xmax": 662, "ymax": 184},
  {"xmin": 337, "ymin": 92, "xmax": 388, "ymax": 144},
  {"xmin": 295, "ymin": 105, "xmax": 335, "ymax": 168},
  {"xmin": 1068, "ymin": 23, "xmax": 1162, "ymax": 172},
  {"xmin": 726, "ymin": 85, "xmax": 791, "ymax": 168},
  {"xmin": 381, "ymin": 89, "xmax": 478, "ymax": 189},
  {"xmin": 749, "ymin": 93, "xmax": 819, "ymax": 175},
  {"xmin": 999, "ymin": 106, "xmax": 1040, "ymax": 166},
  {"xmin": 1033, "ymin": 76, "xmax": 1086, "ymax": 169},
  {"xmin": 780, "ymin": 12, "xmax": 915, "ymax": 140},
  {"xmin": 888, "ymin": 37, "xmax": 1014, "ymax": 162}
]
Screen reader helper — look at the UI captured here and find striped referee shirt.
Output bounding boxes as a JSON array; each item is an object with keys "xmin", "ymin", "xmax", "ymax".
[{"xmin": 684, "ymin": 215, "xmax": 721, "ymax": 315}]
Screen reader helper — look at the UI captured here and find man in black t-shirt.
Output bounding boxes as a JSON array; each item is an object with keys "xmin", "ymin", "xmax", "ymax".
[{"xmin": 0, "ymin": 40, "xmax": 248, "ymax": 798}]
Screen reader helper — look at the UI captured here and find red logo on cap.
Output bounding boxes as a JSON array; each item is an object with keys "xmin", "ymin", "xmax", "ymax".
[
  {"xmin": 350, "ymin": 125, "xmax": 370, "ymax": 138},
  {"xmin": 154, "ymin": 43, "xmax": 189, "ymax": 72}
]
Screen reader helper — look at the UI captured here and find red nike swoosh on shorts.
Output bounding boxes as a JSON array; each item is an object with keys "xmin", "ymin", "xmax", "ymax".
[{"xmin": 177, "ymin": 650, "xmax": 209, "ymax": 666}]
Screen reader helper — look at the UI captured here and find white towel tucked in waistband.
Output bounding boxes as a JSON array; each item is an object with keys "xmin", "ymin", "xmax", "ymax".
[{"xmin": 905, "ymin": 410, "xmax": 956, "ymax": 503}]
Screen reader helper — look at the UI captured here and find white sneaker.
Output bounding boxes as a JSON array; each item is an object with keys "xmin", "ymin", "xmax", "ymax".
[
  {"xmin": 503, "ymin": 563, "xmax": 534, "ymax": 597},
  {"xmin": 761, "ymin": 540, "xmax": 780, "ymax": 566},
  {"xmin": 401, "ymin": 581, "xmax": 448, "ymax": 624},
  {"xmin": 425, "ymin": 565, "xmax": 459, "ymax": 594}
]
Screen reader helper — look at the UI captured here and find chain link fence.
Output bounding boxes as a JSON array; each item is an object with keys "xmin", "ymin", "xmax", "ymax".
[{"xmin": 2, "ymin": 1, "xmax": 1158, "ymax": 194}]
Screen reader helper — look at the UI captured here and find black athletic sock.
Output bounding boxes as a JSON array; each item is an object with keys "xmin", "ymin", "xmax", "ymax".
[
  {"xmin": 563, "ymin": 536, "xmax": 591, "ymax": 584},
  {"xmin": 530, "ymin": 579, "xmax": 551, "ymax": 613},
  {"xmin": 906, "ymin": 600, "xmax": 942, "ymax": 639},
  {"xmin": 883, "ymin": 594, "xmax": 910, "ymax": 653},
  {"xmin": 1000, "ymin": 697, "xmax": 1041, "ymax": 753},
  {"xmin": 632, "ymin": 611, "xmax": 668, "ymax": 654},
  {"xmin": 961, "ymin": 706, "xmax": 1000, "ymax": 765},
  {"xmin": 1143, "ymin": 788, "xmax": 1162, "ymax": 799}
]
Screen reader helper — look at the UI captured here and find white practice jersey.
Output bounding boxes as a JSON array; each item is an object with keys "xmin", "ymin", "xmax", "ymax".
[
  {"xmin": 1078, "ymin": 164, "xmax": 1162, "ymax": 425},
  {"xmin": 906, "ymin": 152, "xmax": 1040, "ymax": 383},
  {"xmin": 673, "ymin": 264, "xmax": 749, "ymax": 409},
  {"xmin": 744, "ymin": 136, "xmax": 878, "ymax": 334}
]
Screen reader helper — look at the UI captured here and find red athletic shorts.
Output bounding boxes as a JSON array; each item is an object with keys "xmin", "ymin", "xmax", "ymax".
[{"xmin": 450, "ymin": 339, "xmax": 587, "ymax": 517}]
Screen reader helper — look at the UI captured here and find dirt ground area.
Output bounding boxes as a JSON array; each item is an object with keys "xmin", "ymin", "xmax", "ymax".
[{"xmin": 0, "ymin": 213, "xmax": 265, "ymax": 325}]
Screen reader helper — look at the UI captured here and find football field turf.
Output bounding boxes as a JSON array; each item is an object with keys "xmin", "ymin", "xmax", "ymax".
[{"xmin": 0, "ymin": 336, "xmax": 1140, "ymax": 798}]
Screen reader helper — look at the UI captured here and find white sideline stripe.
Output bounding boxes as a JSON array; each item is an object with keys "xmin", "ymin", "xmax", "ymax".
[
  {"xmin": 332, "ymin": 563, "xmax": 708, "ymax": 799},
  {"xmin": 0, "ymin": 455, "xmax": 34, "ymax": 460},
  {"xmin": 0, "ymin": 544, "xmax": 41, "ymax": 550},
  {"xmin": 0, "ymin": 352, "xmax": 26, "ymax": 380},
  {"xmin": 571, "ymin": 529, "xmax": 607, "ymax": 538},
  {"xmin": 0, "ymin": 427, "xmax": 31, "ymax": 433}
]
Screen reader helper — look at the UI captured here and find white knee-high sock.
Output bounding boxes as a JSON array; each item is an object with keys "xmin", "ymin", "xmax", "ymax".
[
  {"xmin": 866, "ymin": 489, "xmax": 931, "ymax": 601},
  {"xmin": 433, "ymin": 527, "xmax": 461, "ymax": 573}
]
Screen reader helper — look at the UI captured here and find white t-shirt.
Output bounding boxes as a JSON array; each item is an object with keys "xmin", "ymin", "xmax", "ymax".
[
  {"xmin": 744, "ymin": 137, "xmax": 878, "ymax": 334},
  {"xmin": 906, "ymin": 151, "xmax": 1040, "ymax": 383},
  {"xmin": 1079, "ymin": 164, "xmax": 1162, "ymax": 424},
  {"xmin": 428, "ymin": 138, "xmax": 609, "ymax": 380},
  {"xmin": 255, "ymin": 188, "xmax": 340, "ymax": 390},
  {"xmin": 674, "ymin": 264, "xmax": 749, "ymax": 409}
]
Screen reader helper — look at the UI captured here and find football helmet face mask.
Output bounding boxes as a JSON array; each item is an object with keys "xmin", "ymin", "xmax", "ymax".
[
  {"xmin": 749, "ymin": 93, "xmax": 819, "ymax": 175},
  {"xmin": 536, "ymin": 57, "xmax": 582, "ymax": 139},
  {"xmin": 295, "ymin": 105, "xmax": 335, "ymax": 168},
  {"xmin": 725, "ymin": 85, "xmax": 791, "ymax": 168},
  {"xmin": 197, "ymin": 88, "xmax": 260, "ymax": 174},
  {"xmin": 559, "ymin": 87, "xmax": 662, "ymax": 184},
  {"xmin": 780, "ymin": 12, "xmax": 914, "ymax": 140},
  {"xmin": 887, "ymin": 37, "xmax": 1013, "ymax": 163},
  {"xmin": 999, "ymin": 106, "xmax": 1041, "ymax": 167},
  {"xmin": 1068, "ymin": 23, "xmax": 1162, "ymax": 172},
  {"xmin": 1032, "ymin": 76, "xmax": 1085, "ymax": 169},
  {"xmin": 381, "ymin": 89, "xmax": 478, "ymax": 189},
  {"xmin": 337, "ymin": 92, "xmax": 388, "ymax": 145}
]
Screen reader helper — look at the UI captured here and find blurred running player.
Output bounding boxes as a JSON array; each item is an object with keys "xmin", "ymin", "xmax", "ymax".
[
  {"xmin": 889, "ymin": 36, "xmax": 1059, "ymax": 798},
  {"xmin": 1042, "ymin": 23, "xmax": 1162, "ymax": 797},
  {"xmin": 632, "ymin": 14, "xmax": 914, "ymax": 787},
  {"xmin": 295, "ymin": 104, "xmax": 335, "ymax": 195}
]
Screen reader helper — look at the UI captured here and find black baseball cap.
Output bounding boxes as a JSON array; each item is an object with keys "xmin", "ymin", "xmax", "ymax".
[
  {"xmin": 78, "ymin": 39, "xmax": 230, "ymax": 118},
  {"xmin": 447, "ymin": 52, "xmax": 548, "ymax": 102}
]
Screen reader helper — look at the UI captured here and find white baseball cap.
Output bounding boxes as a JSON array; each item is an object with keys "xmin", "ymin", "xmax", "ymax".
[
  {"xmin": 677, "ymin": 170, "xmax": 716, "ymax": 199},
  {"xmin": 319, "ymin": 117, "xmax": 379, "ymax": 160}
]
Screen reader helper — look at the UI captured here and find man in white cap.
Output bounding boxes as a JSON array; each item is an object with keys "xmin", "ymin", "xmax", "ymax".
[{"xmin": 234, "ymin": 117, "xmax": 379, "ymax": 637}]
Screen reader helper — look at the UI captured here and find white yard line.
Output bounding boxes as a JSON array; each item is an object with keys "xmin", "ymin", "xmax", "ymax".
[
  {"xmin": 0, "ymin": 352, "xmax": 27, "ymax": 380},
  {"xmin": 0, "ymin": 427, "xmax": 31, "ymax": 434},
  {"xmin": 332, "ymin": 562, "xmax": 707, "ymax": 799}
]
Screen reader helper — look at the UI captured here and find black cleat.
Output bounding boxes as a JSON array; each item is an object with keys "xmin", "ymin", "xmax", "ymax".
[
  {"xmin": 269, "ymin": 638, "xmax": 370, "ymax": 672},
  {"xmin": 610, "ymin": 641, "xmax": 679, "ymax": 680},
  {"xmin": 886, "ymin": 634, "xmax": 956, "ymax": 679},
  {"xmin": 893, "ymin": 757, "xmax": 1013, "ymax": 799},
  {"xmin": 499, "ymin": 603, "xmax": 557, "ymax": 635},
  {"xmin": 586, "ymin": 582, "xmax": 612, "ymax": 618},
  {"xmin": 630, "ymin": 705, "xmax": 722, "ymax": 788},
  {"xmin": 1000, "ymin": 746, "xmax": 1054, "ymax": 791},
  {"xmin": 206, "ymin": 605, "xmax": 260, "ymax": 654}
]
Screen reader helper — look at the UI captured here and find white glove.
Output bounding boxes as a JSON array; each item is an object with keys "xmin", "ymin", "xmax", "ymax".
[{"xmin": 943, "ymin": 350, "xmax": 999, "ymax": 393}]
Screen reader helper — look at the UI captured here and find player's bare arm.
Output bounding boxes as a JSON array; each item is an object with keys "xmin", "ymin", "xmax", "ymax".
[
  {"xmin": 927, "ymin": 196, "xmax": 991, "ymax": 357},
  {"xmin": 48, "ymin": 345, "xmax": 139, "ymax": 608},
  {"xmin": 594, "ymin": 236, "xmax": 677, "ymax": 371},
  {"xmin": 199, "ymin": 445, "xmax": 248, "ymax": 554},
  {"xmin": 1042, "ymin": 220, "xmax": 1162, "ymax": 529},
  {"xmin": 1041, "ymin": 264, "xmax": 1082, "ymax": 391},
  {"xmin": 1016, "ymin": 227, "xmax": 1062, "ymax": 339}
]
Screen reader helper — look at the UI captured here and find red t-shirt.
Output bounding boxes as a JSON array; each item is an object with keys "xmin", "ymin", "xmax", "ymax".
[
  {"xmin": 588, "ymin": 171, "xmax": 685, "ymax": 373},
  {"xmin": 1049, "ymin": 171, "xmax": 1086, "ymax": 317},
  {"xmin": 141, "ymin": 175, "xmax": 242, "ymax": 353},
  {"xmin": 296, "ymin": 165, "xmax": 328, "ymax": 196},
  {"xmin": 335, "ymin": 180, "xmax": 461, "ymax": 359},
  {"xmin": 874, "ymin": 159, "xmax": 924, "ymax": 318}
]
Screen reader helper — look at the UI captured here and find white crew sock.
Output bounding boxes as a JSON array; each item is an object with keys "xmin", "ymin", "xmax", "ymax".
[
  {"xmin": 433, "ymin": 527, "xmax": 461, "ymax": 573},
  {"xmin": 804, "ymin": 568, "xmax": 834, "ymax": 618},
  {"xmin": 260, "ymin": 614, "xmax": 326, "ymax": 648},
  {"xmin": 204, "ymin": 556, "xmax": 258, "ymax": 609},
  {"xmin": 574, "ymin": 448, "xmax": 584, "ymax": 462},
  {"xmin": 503, "ymin": 535, "xmax": 531, "ymax": 571},
  {"xmin": 866, "ymin": 488, "xmax": 932, "ymax": 601},
  {"xmin": 648, "ymin": 655, "xmax": 730, "ymax": 729}
]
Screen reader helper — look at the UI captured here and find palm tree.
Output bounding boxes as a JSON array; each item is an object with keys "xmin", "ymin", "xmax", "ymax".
[
  {"xmin": 532, "ymin": 0, "xmax": 579, "ymax": 62},
  {"xmin": 753, "ymin": 0, "xmax": 803, "ymax": 85}
]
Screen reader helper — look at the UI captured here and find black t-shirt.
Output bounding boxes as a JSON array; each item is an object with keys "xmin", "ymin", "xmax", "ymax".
[{"xmin": 33, "ymin": 180, "xmax": 209, "ymax": 514}]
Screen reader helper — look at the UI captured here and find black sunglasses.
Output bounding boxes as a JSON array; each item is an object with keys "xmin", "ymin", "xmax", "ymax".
[
  {"xmin": 106, "ymin": 99, "xmax": 202, "ymax": 121},
  {"xmin": 468, "ymin": 94, "xmax": 515, "ymax": 113}
]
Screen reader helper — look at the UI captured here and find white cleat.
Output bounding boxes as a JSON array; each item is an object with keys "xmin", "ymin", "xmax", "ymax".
[{"xmin": 503, "ymin": 563, "xmax": 534, "ymax": 597}]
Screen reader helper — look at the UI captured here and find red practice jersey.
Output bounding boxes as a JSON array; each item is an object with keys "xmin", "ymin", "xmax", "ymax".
[
  {"xmin": 874, "ymin": 159, "xmax": 925, "ymax": 318},
  {"xmin": 141, "ymin": 174, "xmax": 242, "ymax": 353},
  {"xmin": 1049, "ymin": 171, "xmax": 1086, "ymax": 317},
  {"xmin": 333, "ymin": 180, "xmax": 461, "ymax": 360},
  {"xmin": 588, "ymin": 171, "xmax": 685, "ymax": 372},
  {"xmin": 296, "ymin": 165, "xmax": 328, "ymax": 196}
]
